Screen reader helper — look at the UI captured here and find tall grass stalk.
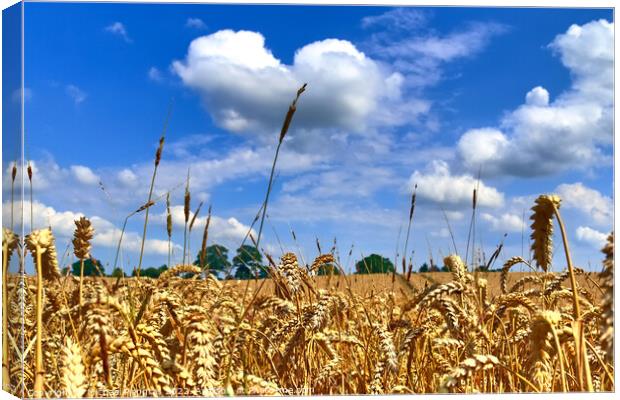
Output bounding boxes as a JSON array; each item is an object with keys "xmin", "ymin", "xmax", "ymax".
[
  {"xmin": 28, "ymin": 161, "xmax": 33, "ymax": 230},
  {"xmin": 188, "ymin": 201, "xmax": 204, "ymax": 264},
  {"xmin": 113, "ymin": 200, "xmax": 155, "ymax": 272},
  {"xmin": 166, "ymin": 192, "xmax": 172, "ymax": 268},
  {"xmin": 182, "ymin": 169, "xmax": 190, "ymax": 265},
  {"xmin": 10, "ymin": 162, "xmax": 16, "ymax": 230},
  {"xmin": 255, "ymin": 84, "xmax": 306, "ymax": 249},
  {"xmin": 402, "ymin": 184, "xmax": 417, "ymax": 275},
  {"xmin": 440, "ymin": 207, "xmax": 458, "ymax": 255},
  {"xmin": 199, "ymin": 205, "xmax": 212, "ymax": 271},
  {"xmin": 551, "ymin": 203, "xmax": 592, "ymax": 391},
  {"xmin": 465, "ymin": 187, "xmax": 478, "ymax": 270},
  {"xmin": 137, "ymin": 102, "xmax": 172, "ymax": 276}
]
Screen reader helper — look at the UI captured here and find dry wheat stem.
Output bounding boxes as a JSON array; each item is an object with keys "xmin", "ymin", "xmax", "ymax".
[
  {"xmin": 138, "ymin": 102, "xmax": 172, "ymax": 276},
  {"xmin": 255, "ymin": 84, "xmax": 307, "ymax": 249}
]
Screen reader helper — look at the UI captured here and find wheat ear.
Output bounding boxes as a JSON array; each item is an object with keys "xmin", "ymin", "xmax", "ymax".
[
  {"xmin": 25, "ymin": 228, "xmax": 59, "ymax": 395},
  {"xmin": 530, "ymin": 195, "xmax": 560, "ymax": 272},
  {"xmin": 2, "ymin": 229, "xmax": 18, "ymax": 388},
  {"xmin": 61, "ymin": 337, "xmax": 87, "ymax": 398},
  {"xmin": 73, "ymin": 217, "xmax": 94, "ymax": 308},
  {"xmin": 600, "ymin": 232, "xmax": 613, "ymax": 363}
]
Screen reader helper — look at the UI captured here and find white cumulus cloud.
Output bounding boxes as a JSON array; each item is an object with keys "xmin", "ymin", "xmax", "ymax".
[
  {"xmin": 70, "ymin": 165, "xmax": 99, "ymax": 185},
  {"xmin": 457, "ymin": 19, "xmax": 613, "ymax": 177},
  {"xmin": 117, "ymin": 168, "xmax": 138, "ymax": 187},
  {"xmin": 172, "ymin": 30, "xmax": 411, "ymax": 136},
  {"xmin": 556, "ymin": 182, "xmax": 612, "ymax": 225},
  {"xmin": 481, "ymin": 212, "xmax": 525, "ymax": 233},
  {"xmin": 407, "ymin": 160, "xmax": 504, "ymax": 208},
  {"xmin": 576, "ymin": 226, "xmax": 608, "ymax": 249}
]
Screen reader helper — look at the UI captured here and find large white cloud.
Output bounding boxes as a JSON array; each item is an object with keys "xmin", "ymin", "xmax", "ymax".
[
  {"xmin": 172, "ymin": 30, "xmax": 412, "ymax": 136},
  {"xmin": 576, "ymin": 226, "xmax": 608, "ymax": 249},
  {"xmin": 407, "ymin": 160, "xmax": 504, "ymax": 208},
  {"xmin": 556, "ymin": 182, "xmax": 612, "ymax": 226},
  {"xmin": 71, "ymin": 165, "xmax": 99, "ymax": 185},
  {"xmin": 457, "ymin": 19, "xmax": 613, "ymax": 176},
  {"xmin": 481, "ymin": 212, "xmax": 525, "ymax": 233}
]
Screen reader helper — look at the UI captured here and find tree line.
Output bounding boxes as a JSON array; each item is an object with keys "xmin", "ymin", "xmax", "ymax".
[{"xmin": 65, "ymin": 244, "xmax": 490, "ymax": 279}]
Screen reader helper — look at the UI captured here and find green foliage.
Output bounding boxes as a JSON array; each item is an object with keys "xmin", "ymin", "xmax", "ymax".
[
  {"xmin": 133, "ymin": 265, "xmax": 168, "ymax": 278},
  {"xmin": 232, "ymin": 245, "xmax": 266, "ymax": 280},
  {"xmin": 195, "ymin": 244, "xmax": 231, "ymax": 278},
  {"xmin": 355, "ymin": 254, "xmax": 395, "ymax": 274},
  {"xmin": 316, "ymin": 260, "xmax": 339, "ymax": 276},
  {"xmin": 418, "ymin": 262, "xmax": 429, "ymax": 273},
  {"xmin": 110, "ymin": 267, "xmax": 124, "ymax": 278},
  {"xmin": 71, "ymin": 258, "xmax": 104, "ymax": 277}
]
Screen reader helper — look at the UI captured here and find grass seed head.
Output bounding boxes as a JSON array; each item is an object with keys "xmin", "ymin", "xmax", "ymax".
[
  {"xmin": 72, "ymin": 217, "xmax": 94, "ymax": 260},
  {"xmin": 530, "ymin": 194, "xmax": 561, "ymax": 272}
]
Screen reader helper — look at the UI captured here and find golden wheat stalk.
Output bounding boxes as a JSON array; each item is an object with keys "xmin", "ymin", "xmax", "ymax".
[
  {"xmin": 159, "ymin": 264, "xmax": 202, "ymax": 281},
  {"xmin": 25, "ymin": 229, "xmax": 57, "ymax": 395},
  {"xmin": 72, "ymin": 217, "xmax": 94, "ymax": 308},
  {"xmin": 529, "ymin": 195, "xmax": 560, "ymax": 272},
  {"xmin": 182, "ymin": 169, "xmax": 191, "ymax": 265},
  {"xmin": 402, "ymin": 184, "xmax": 417, "ymax": 275},
  {"xmin": 10, "ymin": 162, "xmax": 16, "ymax": 231},
  {"xmin": 187, "ymin": 201, "xmax": 203, "ymax": 263},
  {"xmin": 166, "ymin": 192, "xmax": 172, "ymax": 268},
  {"xmin": 255, "ymin": 83, "xmax": 307, "ymax": 248},
  {"xmin": 600, "ymin": 232, "xmax": 614, "ymax": 363},
  {"xmin": 60, "ymin": 337, "xmax": 86, "ymax": 398},
  {"xmin": 199, "ymin": 205, "xmax": 212, "ymax": 271},
  {"xmin": 138, "ymin": 103, "xmax": 172, "ymax": 276},
  {"xmin": 2, "ymin": 229, "xmax": 18, "ymax": 388},
  {"xmin": 442, "ymin": 354, "xmax": 499, "ymax": 391},
  {"xmin": 444, "ymin": 254, "xmax": 466, "ymax": 283},
  {"xmin": 27, "ymin": 161, "xmax": 33, "ymax": 232}
]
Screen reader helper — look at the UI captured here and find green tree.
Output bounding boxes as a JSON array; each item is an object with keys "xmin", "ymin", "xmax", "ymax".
[
  {"xmin": 194, "ymin": 244, "xmax": 231, "ymax": 278},
  {"xmin": 110, "ymin": 267, "xmax": 124, "ymax": 278},
  {"xmin": 71, "ymin": 258, "xmax": 104, "ymax": 277},
  {"xmin": 355, "ymin": 254, "xmax": 395, "ymax": 274},
  {"xmin": 134, "ymin": 265, "xmax": 168, "ymax": 278},
  {"xmin": 316, "ymin": 259, "xmax": 339, "ymax": 276},
  {"xmin": 418, "ymin": 262, "xmax": 429, "ymax": 273},
  {"xmin": 232, "ymin": 245, "xmax": 265, "ymax": 280}
]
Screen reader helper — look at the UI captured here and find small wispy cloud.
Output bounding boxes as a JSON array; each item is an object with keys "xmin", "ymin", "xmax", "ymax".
[
  {"xmin": 362, "ymin": 8, "xmax": 427, "ymax": 31},
  {"xmin": 186, "ymin": 17, "xmax": 207, "ymax": 29},
  {"xmin": 105, "ymin": 22, "xmax": 132, "ymax": 43},
  {"xmin": 148, "ymin": 66, "xmax": 163, "ymax": 82},
  {"xmin": 65, "ymin": 84, "xmax": 87, "ymax": 104}
]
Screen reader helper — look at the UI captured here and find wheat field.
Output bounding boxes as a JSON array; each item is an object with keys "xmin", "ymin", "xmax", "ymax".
[{"xmin": 1, "ymin": 207, "xmax": 614, "ymax": 396}]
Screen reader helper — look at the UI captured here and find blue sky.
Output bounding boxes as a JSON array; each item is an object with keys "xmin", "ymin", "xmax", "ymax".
[{"xmin": 6, "ymin": 4, "xmax": 613, "ymax": 273}]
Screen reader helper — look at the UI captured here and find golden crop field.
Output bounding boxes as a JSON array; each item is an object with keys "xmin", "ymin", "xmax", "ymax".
[{"xmin": 2, "ymin": 220, "xmax": 614, "ymax": 397}]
